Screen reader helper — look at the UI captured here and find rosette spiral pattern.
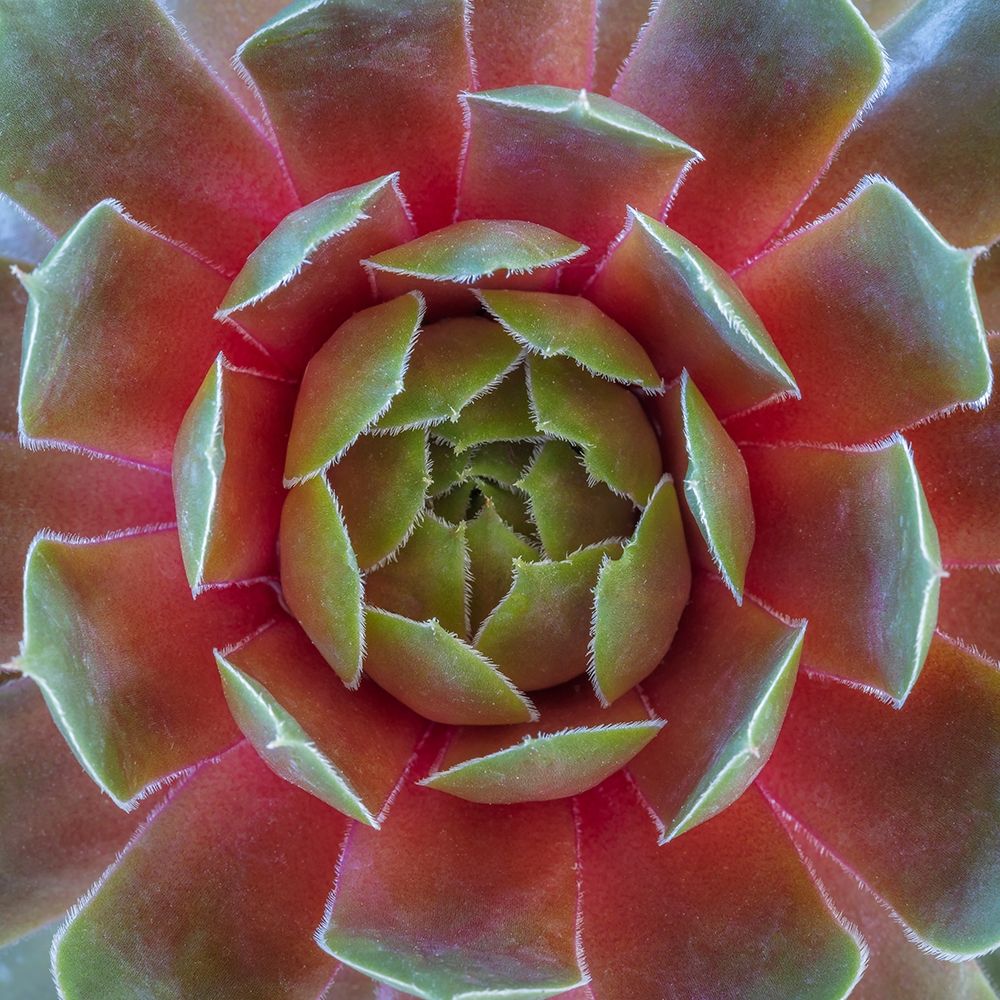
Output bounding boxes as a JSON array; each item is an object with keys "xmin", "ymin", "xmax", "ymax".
[{"xmin": 0, "ymin": 1, "xmax": 999, "ymax": 999}]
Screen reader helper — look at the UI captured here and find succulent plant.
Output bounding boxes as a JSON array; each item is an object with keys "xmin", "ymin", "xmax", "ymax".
[{"xmin": 1, "ymin": 0, "xmax": 999, "ymax": 997}]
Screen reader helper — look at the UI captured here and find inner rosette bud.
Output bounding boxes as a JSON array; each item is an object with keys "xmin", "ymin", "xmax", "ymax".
[
  {"xmin": 170, "ymin": 198, "xmax": 764, "ymax": 818},
  {"xmin": 279, "ymin": 275, "xmax": 690, "ymax": 712}
]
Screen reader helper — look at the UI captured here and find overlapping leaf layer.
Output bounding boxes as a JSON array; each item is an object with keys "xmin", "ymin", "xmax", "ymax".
[{"xmin": 1, "ymin": 0, "xmax": 999, "ymax": 998}]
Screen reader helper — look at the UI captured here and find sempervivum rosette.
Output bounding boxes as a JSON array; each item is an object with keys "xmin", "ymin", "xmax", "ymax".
[{"xmin": 1, "ymin": 1, "xmax": 999, "ymax": 998}]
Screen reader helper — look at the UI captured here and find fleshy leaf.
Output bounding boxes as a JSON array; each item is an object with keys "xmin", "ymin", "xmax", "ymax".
[
  {"xmin": 434, "ymin": 364, "xmax": 539, "ymax": 453},
  {"xmin": 217, "ymin": 176, "xmax": 416, "ymax": 373},
  {"xmin": 279, "ymin": 477, "xmax": 365, "ymax": 687},
  {"xmin": 477, "ymin": 289, "xmax": 661, "ymax": 389},
  {"xmin": 518, "ymin": 440, "xmax": 636, "ymax": 560},
  {"xmin": 363, "ymin": 609, "xmax": 537, "ymax": 725},
  {"xmin": 0, "ymin": 435, "xmax": 174, "ymax": 662},
  {"xmin": 760, "ymin": 634, "xmax": 1000, "ymax": 958},
  {"xmin": 237, "ymin": 0, "xmax": 472, "ymax": 231},
  {"xmin": 457, "ymin": 86, "xmax": 700, "ymax": 277},
  {"xmin": 432, "ymin": 481, "xmax": 478, "ymax": 525},
  {"xmin": 173, "ymin": 356, "xmax": 295, "ymax": 590},
  {"xmin": 465, "ymin": 441, "xmax": 536, "ymax": 487},
  {"xmin": 17, "ymin": 527, "xmax": 275, "ymax": 806},
  {"xmin": 470, "ymin": 0, "xmax": 596, "ymax": 90},
  {"xmin": 476, "ymin": 542, "xmax": 617, "ymax": 691},
  {"xmin": 217, "ymin": 617, "xmax": 426, "ymax": 825},
  {"xmin": 428, "ymin": 439, "xmax": 470, "ymax": 497},
  {"xmin": 0, "ymin": 679, "xmax": 154, "ymax": 944},
  {"xmin": 592, "ymin": 0, "xmax": 650, "ymax": 93},
  {"xmin": 800, "ymin": 0, "xmax": 1000, "ymax": 248},
  {"xmin": 578, "ymin": 775, "xmax": 863, "ymax": 999},
  {"xmin": 591, "ymin": 476, "xmax": 690, "ymax": 705},
  {"xmin": 937, "ymin": 564, "xmax": 1000, "ymax": 665},
  {"xmin": 654, "ymin": 372, "xmax": 755, "ymax": 600},
  {"xmin": 744, "ymin": 437, "xmax": 941, "ymax": 703},
  {"xmin": 160, "ymin": 0, "xmax": 289, "ymax": 119},
  {"xmin": 320, "ymin": 743, "xmax": 585, "ymax": 998},
  {"xmin": 55, "ymin": 744, "xmax": 347, "ymax": 1000},
  {"xmin": 527, "ymin": 354, "xmax": 661, "ymax": 504},
  {"xmin": 364, "ymin": 219, "xmax": 586, "ymax": 318},
  {"xmin": 421, "ymin": 681, "xmax": 661, "ymax": 803},
  {"xmin": 284, "ymin": 294, "xmax": 423, "ymax": 485},
  {"xmin": 18, "ymin": 200, "xmax": 230, "ymax": 469},
  {"xmin": 613, "ymin": 0, "xmax": 886, "ymax": 269},
  {"xmin": 796, "ymin": 835, "xmax": 999, "ymax": 1000},
  {"xmin": 328, "ymin": 430, "xmax": 429, "ymax": 571},
  {"xmin": 365, "ymin": 516, "xmax": 469, "ymax": 638},
  {"xmin": 907, "ymin": 349, "xmax": 1000, "ymax": 563},
  {"xmin": 465, "ymin": 500, "xmax": 540, "ymax": 634},
  {"xmin": 376, "ymin": 316, "xmax": 522, "ymax": 431},
  {"xmin": 586, "ymin": 209, "xmax": 797, "ymax": 418},
  {"xmin": 476, "ymin": 479, "xmax": 537, "ymax": 539},
  {"xmin": 629, "ymin": 576, "xmax": 803, "ymax": 841},
  {"xmin": 730, "ymin": 180, "xmax": 991, "ymax": 445},
  {"xmin": 0, "ymin": 0, "xmax": 295, "ymax": 271}
]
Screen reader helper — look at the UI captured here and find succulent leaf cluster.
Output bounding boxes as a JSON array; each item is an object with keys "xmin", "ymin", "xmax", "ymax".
[{"xmin": 0, "ymin": 1, "xmax": 999, "ymax": 999}]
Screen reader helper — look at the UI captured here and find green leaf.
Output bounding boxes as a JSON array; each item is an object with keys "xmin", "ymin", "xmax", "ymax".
[
  {"xmin": 172, "ymin": 356, "xmax": 294, "ymax": 590},
  {"xmin": 376, "ymin": 316, "xmax": 522, "ymax": 431},
  {"xmin": 475, "ymin": 479, "xmax": 537, "ymax": 539},
  {"xmin": 0, "ymin": 0, "xmax": 295, "ymax": 270},
  {"xmin": 630, "ymin": 576, "xmax": 804, "ymax": 841},
  {"xmin": 477, "ymin": 289, "xmax": 661, "ymax": 389},
  {"xmin": 457, "ymin": 86, "xmax": 700, "ymax": 282},
  {"xmin": 654, "ymin": 371, "xmax": 755, "ymax": 601},
  {"xmin": 237, "ymin": 0, "xmax": 473, "ymax": 231},
  {"xmin": 587, "ymin": 208, "xmax": 797, "ymax": 418},
  {"xmin": 279, "ymin": 476, "xmax": 365, "ymax": 687},
  {"xmin": 591, "ymin": 476, "xmax": 691, "ymax": 705},
  {"xmin": 18, "ymin": 200, "xmax": 229, "ymax": 469},
  {"xmin": 421, "ymin": 682, "xmax": 662, "ymax": 804},
  {"xmin": 217, "ymin": 618, "xmax": 425, "ymax": 826},
  {"xmin": 518, "ymin": 440, "xmax": 636, "ymax": 559},
  {"xmin": 465, "ymin": 500, "xmax": 540, "ymax": 634},
  {"xmin": 0, "ymin": 436, "xmax": 174, "ymax": 664},
  {"xmin": 365, "ymin": 219, "xmax": 586, "ymax": 283},
  {"xmin": 18, "ymin": 527, "xmax": 274, "ymax": 805},
  {"xmin": 761, "ymin": 635, "xmax": 1000, "ymax": 957},
  {"xmin": 216, "ymin": 176, "xmax": 415, "ymax": 372},
  {"xmin": 744, "ymin": 436, "xmax": 942, "ymax": 703},
  {"xmin": 797, "ymin": 833, "xmax": 999, "ymax": 1000},
  {"xmin": 284, "ymin": 293, "xmax": 423, "ymax": 485},
  {"xmin": 800, "ymin": 0, "xmax": 1000, "ymax": 248},
  {"xmin": 55, "ymin": 745, "xmax": 346, "ymax": 1000},
  {"xmin": 475, "ymin": 542, "xmax": 619, "ymax": 691},
  {"xmin": 612, "ymin": 0, "xmax": 885, "ymax": 268},
  {"xmin": 465, "ymin": 440, "xmax": 536, "ymax": 488},
  {"xmin": 731, "ymin": 180, "xmax": 991, "ymax": 445},
  {"xmin": 434, "ymin": 365, "xmax": 539, "ymax": 453},
  {"xmin": 365, "ymin": 516, "xmax": 469, "ymax": 638},
  {"xmin": 527, "ymin": 354, "xmax": 661, "ymax": 504},
  {"xmin": 427, "ymin": 439, "xmax": 470, "ymax": 497},
  {"xmin": 328, "ymin": 429, "xmax": 429, "ymax": 571},
  {"xmin": 363, "ymin": 610, "xmax": 536, "ymax": 725},
  {"xmin": 320, "ymin": 745, "xmax": 585, "ymax": 999}
]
